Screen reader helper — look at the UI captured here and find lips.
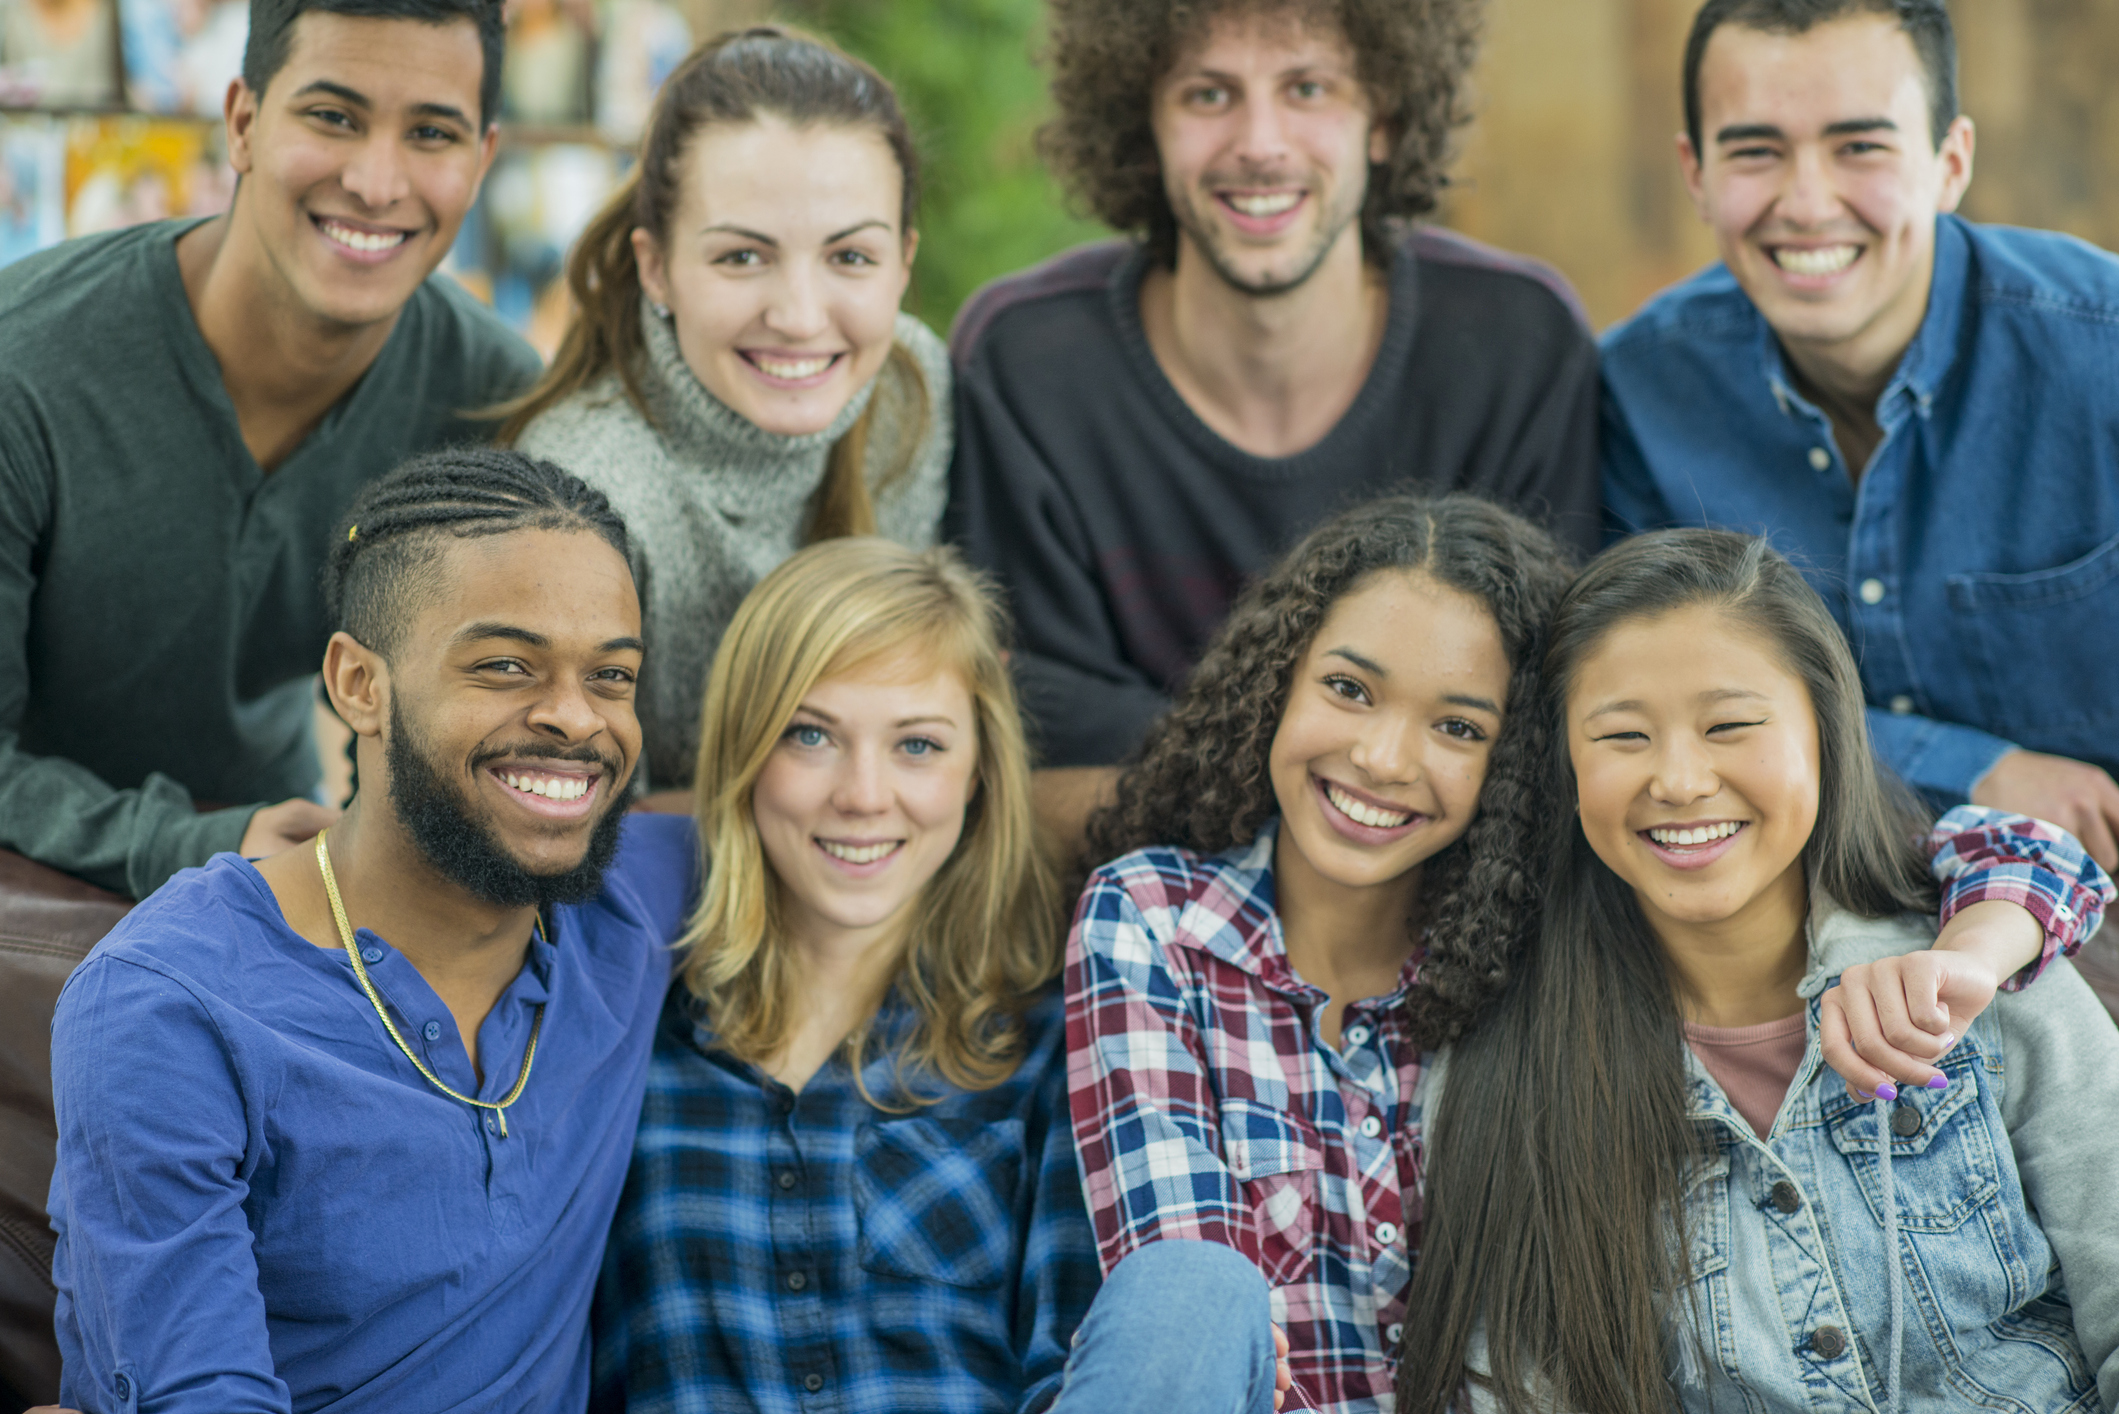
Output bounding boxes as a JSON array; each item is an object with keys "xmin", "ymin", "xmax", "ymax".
[
  {"xmin": 1638, "ymin": 820, "xmax": 1749, "ymax": 871},
  {"xmin": 1313, "ymin": 773, "xmax": 1427, "ymax": 845},
  {"xmin": 313, "ymin": 213, "xmax": 414, "ymax": 264},
  {"xmin": 1768, "ymin": 243, "xmax": 1860, "ymax": 278},
  {"xmin": 814, "ymin": 836, "xmax": 903, "ymax": 875},
  {"xmin": 740, "ymin": 350, "xmax": 845, "ymax": 388},
  {"xmin": 1215, "ymin": 189, "xmax": 1308, "ymax": 236},
  {"xmin": 487, "ymin": 762, "xmax": 604, "ymax": 821}
]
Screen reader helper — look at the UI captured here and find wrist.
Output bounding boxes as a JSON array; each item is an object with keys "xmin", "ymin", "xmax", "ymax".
[{"xmin": 1935, "ymin": 899, "xmax": 2042, "ymax": 979}]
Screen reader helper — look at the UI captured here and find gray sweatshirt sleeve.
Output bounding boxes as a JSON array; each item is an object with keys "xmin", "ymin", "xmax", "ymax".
[{"xmin": 1992, "ymin": 962, "xmax": 2119, "ymax": 1408}]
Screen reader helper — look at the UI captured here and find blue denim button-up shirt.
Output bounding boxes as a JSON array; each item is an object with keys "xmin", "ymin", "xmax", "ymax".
[{"xmin": 1602, "ymin": 215, "xmax": 2119, "ymax": 802}]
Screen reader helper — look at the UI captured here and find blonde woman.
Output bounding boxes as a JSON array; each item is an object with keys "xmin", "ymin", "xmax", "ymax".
[{"xmin": 590, "ymin": 537, "xmax": 1288, "ymax": 1414}]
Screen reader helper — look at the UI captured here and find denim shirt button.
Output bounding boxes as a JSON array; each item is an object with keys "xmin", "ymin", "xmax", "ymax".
[
  {"xmin": 1889, "ymin": 695, "xmax": 1915, "ymax": 715},
  {"xmin": 1808, "ymin": 446, "xmax": 1831, "ymax": 472},
  {"xmin": 1768, "ymin": 1180, "xmax": 1801, "ymax": 1214},
  {"xmin": 1859, "ymin": 578, "xmax": 1887, "ymax": 605},
  {"xmin": 1810, "ymin": 1325, "xmax": 1847, "ymax": 1359},
  {"xmin": 1892, "ymin": 1103, "xmax": 1924, "ymax": 1138}
]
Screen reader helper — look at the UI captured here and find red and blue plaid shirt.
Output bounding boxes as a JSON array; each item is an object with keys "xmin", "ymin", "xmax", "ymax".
[{"xmin": 1064, "ymin": 808, "xmax": 2110, "ymax": 1414}]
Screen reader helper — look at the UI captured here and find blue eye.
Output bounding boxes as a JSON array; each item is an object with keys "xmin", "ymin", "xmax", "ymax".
[
  {"xmin": 784, "ymin": 723, "xmax": 828, "ymax": 748},
  {"xmin": 901, "ymin": 736, "xmax": 942, "ymax": 757}
]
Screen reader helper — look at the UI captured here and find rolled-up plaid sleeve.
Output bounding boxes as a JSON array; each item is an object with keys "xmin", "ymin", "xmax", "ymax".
[
  {"xmin": 1929, "ymin": 804, "xmax": 2115, "ymax": 990},
  {"xmin": 1064, "ymin": 864, "xmax": 1254, "ymax": 1274}
]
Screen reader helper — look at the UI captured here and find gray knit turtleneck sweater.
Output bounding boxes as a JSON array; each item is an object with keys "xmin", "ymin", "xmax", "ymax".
[{"xmin": 517, "ymin": 303, "xmax": 950, "ymax": 786}]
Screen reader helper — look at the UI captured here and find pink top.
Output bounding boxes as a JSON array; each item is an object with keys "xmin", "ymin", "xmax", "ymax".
[{"xmin": 1685, "ymin": 1014, "xmax": 1808, "ymax": 1139}]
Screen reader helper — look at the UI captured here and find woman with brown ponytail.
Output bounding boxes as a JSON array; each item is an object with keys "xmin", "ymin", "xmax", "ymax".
[{"xmin": 500, "ymin": 25, "xmax": 947, "ymax": 797}]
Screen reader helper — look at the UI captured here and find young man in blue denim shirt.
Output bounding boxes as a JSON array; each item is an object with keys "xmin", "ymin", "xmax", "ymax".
[{"xmin": 1600, "ymin": 0, "xmax": 2119, "ymax": 868}]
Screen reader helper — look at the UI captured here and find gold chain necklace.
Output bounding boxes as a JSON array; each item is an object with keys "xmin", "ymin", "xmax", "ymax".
[{"xmin": 314, "ymin": 830, "xmax": 545, "ymax": 1138}]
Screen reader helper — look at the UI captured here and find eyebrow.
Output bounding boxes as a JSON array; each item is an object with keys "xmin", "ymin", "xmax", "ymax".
[
  {"xmin": 1584, "ymin": 687, "xmax": 1772, "ymax": 720},
  {"xmin": 1717, "ymin": 116, "xmax": 1897, "ymax": 144},
  {"xmin": 291, "ymin": 79, "xmax": 472, "ymax": 127},
  {"xmin": 1443, "ymin": 693, "xmax": 1503, "ymax": 716},
  {"xmin": 791, "ymin": 706, "xmax": 957, "ymax": 729},
  {"xmin": 700, "ymin": 219, "xmax": 894, "ymax": 246},
  {"xmin": 1324, "ymin": 647, "xmax": 1386, "ymax": 676},
  {"xmin": 453, "ymin": 623, "xmax": 643, "ymax": 655}
]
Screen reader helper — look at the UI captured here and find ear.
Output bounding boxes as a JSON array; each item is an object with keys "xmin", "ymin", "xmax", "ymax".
[
  {"xmin": 1934, "ymin": 114, "xmax": 1975, "ymax": 214},
  {"xmin": 1368, "ymin": 119, "xmax": 1392, "ymax": 167},
  {"xmin": 322, "ymin": 631, "xmax": 389, "ymax": 741},
  {"xmin": 225, "ymin": 77, "xmax": 259, "ymax": 176},
  {"xmin": 632, "ymin": 226, "xmax": 671, "ymax": 310},
  {"xmin": 900, "ymin": 225, "xmax": 921, "ymax": 271},
  {"xmin": 1677, "ymin": 131, "xmax": 1711, "ymax": 224},
  {"xmin": 472, "ymin": 121, "xmax": 501, "ymax": 190}
]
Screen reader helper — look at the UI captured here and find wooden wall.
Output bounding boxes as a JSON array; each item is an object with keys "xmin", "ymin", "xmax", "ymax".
[{"xmin": 1442, "ymin": 0, "xmax": 2119, "ymax": 329}]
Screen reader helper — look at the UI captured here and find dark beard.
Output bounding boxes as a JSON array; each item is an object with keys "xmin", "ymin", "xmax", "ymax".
[{"xmin": 384, "ymin": 697, "xmax": 627, "ymax": 908}]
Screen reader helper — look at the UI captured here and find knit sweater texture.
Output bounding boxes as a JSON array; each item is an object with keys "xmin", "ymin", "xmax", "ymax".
[{"xmin": 518, "ymin": 303, "xmax": 950, "ymax": 786}]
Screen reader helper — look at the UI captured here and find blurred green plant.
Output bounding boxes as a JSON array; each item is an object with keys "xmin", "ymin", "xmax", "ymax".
[{"xmin": 777, "ymin": 0, "xmax": 1108, "ymax": 334}]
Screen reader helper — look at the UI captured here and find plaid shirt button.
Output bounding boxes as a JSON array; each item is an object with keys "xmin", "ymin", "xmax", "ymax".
[{"xmin": 804, "ymin": 1373, "xmax": 825, "ymax": 1392}]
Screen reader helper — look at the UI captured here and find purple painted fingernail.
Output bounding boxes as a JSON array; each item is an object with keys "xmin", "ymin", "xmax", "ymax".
[
  {"xmin": 1935, "ymin": 1033, "xmax": 1957, "ymax": 1051},
  {"xmin": 1926, "ymin": 1074, "xmax": 1949, "ymax": 1090},
  {"xmin": 1875, "ymin": 1082, "xmax": 1899, "ymax": 1101}
]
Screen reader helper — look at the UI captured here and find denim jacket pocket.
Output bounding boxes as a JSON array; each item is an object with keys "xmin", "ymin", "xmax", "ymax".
[
  {"xmin": 1947, "ymin": 528, "xmax": 2119, "ymax": 739},
  {"xmin": 1822, "ymin": 1054, "xmax": 2001, "ymax": 1232},
  {"xmin": 1219, "ymin": 1098, "xmax": 1323, "ymax": 1286},
  {"xmin": 855, "ymin": 1114, "xmax": 1025, "ymax": 1289}
]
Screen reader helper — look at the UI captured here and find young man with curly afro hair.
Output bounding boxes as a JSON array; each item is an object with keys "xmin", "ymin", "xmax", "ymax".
[{"xmin": 946, "ymin": 0, "xmax": 1602, "ymax": 841}]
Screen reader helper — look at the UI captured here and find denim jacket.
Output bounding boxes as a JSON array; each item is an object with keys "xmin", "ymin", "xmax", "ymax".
[
  {"xmin": 1601, "ymin": 215, "xmax": 2119, "ymax": 803},
  {"xmin": 1438, "ymin": 896, "xmax": 2119, "ymax": 1413}
]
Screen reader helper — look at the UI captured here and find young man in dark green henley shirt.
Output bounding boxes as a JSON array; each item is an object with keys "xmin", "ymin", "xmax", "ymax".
[{"xmin": 0, "ymin": 0, "xmax": 540, "ymax": 898}]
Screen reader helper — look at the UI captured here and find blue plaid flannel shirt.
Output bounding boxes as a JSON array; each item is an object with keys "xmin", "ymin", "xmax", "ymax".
[{"xmin": 591, "ymin": 983, "xmax": 1100, "ymax": 1414}]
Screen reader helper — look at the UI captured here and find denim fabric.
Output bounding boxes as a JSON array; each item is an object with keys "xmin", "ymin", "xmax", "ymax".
[
  {"xmin": 1602, "ymin": 215, "xmax": 2119, "ymax": 802},
  {"xmin": 1050, "ymin": 1241, "xmax": 1278, "ymax": 1414},
  {"xmin": 1672, "ymin": 909, "xmax": 2107, "ymax": 1413}
]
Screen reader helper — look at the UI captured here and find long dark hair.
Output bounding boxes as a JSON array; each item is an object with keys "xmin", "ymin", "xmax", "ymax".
[
  {"xmin": 1085, "ymin": 493, "xmax": 1575, "ymax": 1047},
  {"xmin": 495, "ymin": 25, "xmax": 928, "ymax": 539},
  {"xmin": 1398, "ymin": 530, "xmax": 1938, "ymax": 1414}
]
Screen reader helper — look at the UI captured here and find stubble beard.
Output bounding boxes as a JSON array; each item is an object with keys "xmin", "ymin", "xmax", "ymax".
[{"xmin": 1168, "ymin": 172, "xmax": 1367, "ymax": 298}]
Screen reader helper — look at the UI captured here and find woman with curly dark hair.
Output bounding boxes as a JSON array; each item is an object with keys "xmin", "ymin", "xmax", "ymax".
[{"xmin": 1064, "ymin": 494, "xmax": 2094, "ymax": 1413}]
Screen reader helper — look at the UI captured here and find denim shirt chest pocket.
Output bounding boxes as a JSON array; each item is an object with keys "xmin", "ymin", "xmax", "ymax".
[
  {"xmin": 854, "ymin": 1114, "xmax": 1025, "ymax": 1289},
  {"xmin": 1220, "ymin": 1098, "xmax": 1324, "ymax": 1286},
  {"xmin": 1946, "ymin": 527, "xmax": 2119, "ymax": 746}
]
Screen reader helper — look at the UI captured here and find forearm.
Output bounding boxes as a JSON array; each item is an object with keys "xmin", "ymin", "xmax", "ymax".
[
  {"xmin": 1930, "ymin": 804, "xmax": 2113, "ymax": 989},
  {"xmin": 0, "ymin": 741, "xmax": 252, "ymax": 897},
  {"xmin": 1867, "ymin": 705, "xmax": 2016, "ymax": 804}
]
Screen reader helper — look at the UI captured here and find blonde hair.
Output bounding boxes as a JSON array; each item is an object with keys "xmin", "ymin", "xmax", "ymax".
[{"xmin": 678, "ymin": 537, "xmax": 1060, "ymax": 1098}]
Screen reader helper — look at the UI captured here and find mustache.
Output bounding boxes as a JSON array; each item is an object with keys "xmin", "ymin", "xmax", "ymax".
[{"xmin": 470, "ymin": 741, "xmax": 626, "ymax": 778}]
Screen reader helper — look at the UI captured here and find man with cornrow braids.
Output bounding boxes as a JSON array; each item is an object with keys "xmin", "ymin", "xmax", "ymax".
[
  {"xmin": 44, "ymin": 448, "xmax": 689, "ymax": 1414},
  {"xmin": 948, "ymin": 0, "xmax": 1602, "ymax": 846},
  {"xmin": 40, "ymin": 446, "xmax": 1301, "ymax": 1414},
  {"xmin": 0, "ymin": 0, "xmax": 539, "ymax": 900}
]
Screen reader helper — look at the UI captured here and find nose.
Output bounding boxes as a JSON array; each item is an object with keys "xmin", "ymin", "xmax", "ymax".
[
  {"xmin": 1773, "ymin": 143, "xmax": 1840, "ymax": 229},
  {"xmin": 830, "ymin": 742, "xmax": 892, "ymax": 817},
  {"xmin": 1647, "ymin": 734, "xmax": 1721, "ymax": 808},
  {"xmin": 339, "ymin": 129, "xmax": 412, "ymax": 214},
  {"xmin": 525, "ymin": 676, "xmax": 609, "ymax": 748},
  {"xmin": 1232, "ymin": 88, "xmax": 1295, "ymax": 169},
  {"xmin": 1348, "ymin": 711, "xmax": 1422, "ymax": 787},
  {"xmin": 761, "ymin": 261, "xmax": 832, "ymax": 343}
]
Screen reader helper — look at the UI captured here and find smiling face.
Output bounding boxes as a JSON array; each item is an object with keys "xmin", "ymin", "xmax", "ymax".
[
  {"xmin": 634, "ymin": 118, "xmax": 914, "ymax": 438},
  {"xmin": 1679, "ymin": 14, "xmax": 1973, "ymax": 376},
  {"xmin": 749, "ymin": 655, "xmax": 980, "ymax": 954},
  {"xmin": 1268, "ymin": 569, "xmax": 1510, "ymax": 897},
  {"xmin": 1150, "ymin": 12, "xmax": 1387, "ymax": 296},
  {"xmin": 228, "ymin": 11, "xmax": 496, "ymax": 330},
  {"xmin": 376, "ymin": 528, "xmax": 643, "ymax": 897},
  {"xmin": 1568, "ymin": 603, "xmax": 1820, "ymax": 941}
]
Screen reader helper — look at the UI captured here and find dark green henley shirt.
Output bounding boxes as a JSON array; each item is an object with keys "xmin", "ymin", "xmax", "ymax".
[{"xmin": 0, "ymin": 218, "xmax": 541, "ymax": 897}]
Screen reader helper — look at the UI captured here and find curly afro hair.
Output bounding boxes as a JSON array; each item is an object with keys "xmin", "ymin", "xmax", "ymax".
[
  {"xmin": 1037, "ymin": 0, "xmax": 1485, "ymax": 267},
  {"xmin": 1083, "ymin": 493, "xmax": 1576, "ymax": 1048}
]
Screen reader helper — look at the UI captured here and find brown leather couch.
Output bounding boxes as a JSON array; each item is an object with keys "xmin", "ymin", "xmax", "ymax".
[{"xmin": 0, "ymin": 850, "xmax": 132, "ymax": 1412}]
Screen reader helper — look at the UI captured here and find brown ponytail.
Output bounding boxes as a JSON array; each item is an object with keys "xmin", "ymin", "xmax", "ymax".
[{"xmin": 493, "ymin": 23, "xmax": 928, "ymax": 542}]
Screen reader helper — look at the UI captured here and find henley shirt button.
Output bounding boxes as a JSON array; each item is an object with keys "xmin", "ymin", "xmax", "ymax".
[
  {"xmin": 115, "ymin": 1374, "xmax": 132, "ymax": 1401},
  {"xmin": 1345, "ymin": 1025, "xmax": 1372, "ymax": 1046},
  {"xmin": 1891, "ymin": 1103, "xmax": 1924, "ymax": 1138},
  {"xmin": 804, "ymin": 1373, "xmax": 825, "ymax": 1392},
  {"xmin": 1374, "ymin": 1221, "xmax": 1400, "ymax": 1247},
  {"xmin": 785, "ymin": 1271, "xmax": 808, "ymax": 1292},
  {"xmin": 1768, "ymin": 1180, "xmax": 1801, "ymax": 1214},
  {"xmin": 777, "ymin": 1170, "xmax": 799, "ymax": 1190},
  {"xmin": 1808, "ymin": 446, "xmax": 1831, "ymax": 472},
  {"xmin": 1359, "ymin": 1116, "xmax": 1383, "ymax": 1139},
  {"xmin": 422, "ymin": 1020, "xmax": 443, "ymax": 1042},
  {"xmin": 1859, "ymin": 578, "xmax": 1887, "ymax": 605},
  {"xmin": 1809, "ymin": 1325, "xmax": 1847, "ymax": 1360},
  {"xmin": 1889, "ymin": 695, "xmax": 1915, "ymax": 715},
  {"xmin": 361, "ymin": 946, "xmax": 384, "ymax": 964}
]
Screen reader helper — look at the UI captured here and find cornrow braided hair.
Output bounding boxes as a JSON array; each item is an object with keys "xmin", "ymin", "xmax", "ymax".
[
  {"xmin": 325, "ymin": 445, "xmax": 634, "ymax": 661},
  {"xmin": 1083, "ymin": 493, "xmax": 1577, "ymax": 1048}
]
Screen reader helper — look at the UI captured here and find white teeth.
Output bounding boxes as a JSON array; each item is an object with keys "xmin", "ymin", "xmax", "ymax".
[
  {"xmin": 1325, "ymin": 782, "xmax": 1413, "ymax": 830},
  {"xmin": 320, "ymin": 219, "xmax": 408, "ymax": 253},
  {"xmin": 501, "ymin": 771, "xmax": 590, "ymax": 802},
  {"xmin": 1648, "ymin": 822, "xmax": 1743, "ymax": 847},
  {"xmin": 753, "ymin": 355, "xmax": 834, "ymax": 380},
  {"xmin": 1772, "ymin": 244, "xmax": 1858, "ymax": 276},
  {"xmin": 1227, "ymin": 192, "xmax": 1301, "ymax": 217},
  {"xmin": 820, "ymin": 839, "xmax": 897, "ymax": 865}
]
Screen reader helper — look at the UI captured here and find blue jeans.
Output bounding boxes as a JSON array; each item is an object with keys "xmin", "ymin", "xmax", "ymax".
[{"xmin": 1047, "ymin": 1240, "xmax": 1277, "ymax": 1414}]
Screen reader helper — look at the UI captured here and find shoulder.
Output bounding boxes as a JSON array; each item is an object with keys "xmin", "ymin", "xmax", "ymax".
[
  {"xmin": 594, "ymin": 811, "xmax": 700, "ymax": 945},
  {"xmin": 0, "ymin": 222, "xmax": 166, "ymax": 318},
  {"xmin": 1405, "ymin": 225, "xmax": 1592, "ymax": 336},
  {"xmin": 948, "ymin": 239, "xmax": 1135, "ymax": 372},
  {"xmin": 514, "ymin": 371, "xmax": 653, "ymax": 472},
  {"xmin": 397, "ymin": 273, "xmax": 543, "ymax": 399},
  {"xmin": 1958, "ymin": 218, "xmax": 2119, "ymax": 328},
  {"xmin": 1600, "ymin": 262, "xmax": 1758, "ymax": 365},
  {"xmin": 890, "ymin": 310, "xmax": 951, "ymax": 401},
  {"xmin": 54, "ymin": 857, "xmax": 278, "ymax": 1036},
  {"xmin": 0, "ymin": 225, "xmax": 179, "ymax": 375}
]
